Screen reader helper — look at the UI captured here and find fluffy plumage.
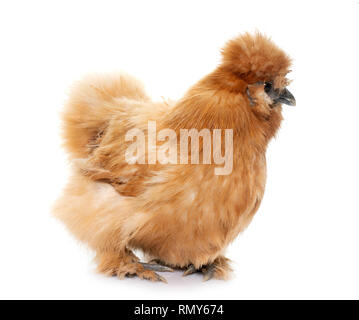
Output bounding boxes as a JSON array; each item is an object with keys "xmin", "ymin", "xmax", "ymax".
[{"xmin": 54, "ymin": 33, "xmax": 293, "ymax": 281}]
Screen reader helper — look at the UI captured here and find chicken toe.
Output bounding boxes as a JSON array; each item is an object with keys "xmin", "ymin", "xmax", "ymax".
[
  {"xmin": 139, "ymin": 262, "xmax": 174, "ymax": 272},
  {"xmin": 182, "ymin": 264, "xmax": 198, "ymax": 276}
]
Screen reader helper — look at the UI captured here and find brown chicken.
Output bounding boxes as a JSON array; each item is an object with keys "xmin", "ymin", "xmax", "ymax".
[{"xmin": 54, "ymin": 32, "xmax": 295, "ymax": 282}]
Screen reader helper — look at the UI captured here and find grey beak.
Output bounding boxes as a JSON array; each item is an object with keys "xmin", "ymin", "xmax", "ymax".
[{"xmin": 276, "ymin": 88, "xmax": 296, "ymax": 106}]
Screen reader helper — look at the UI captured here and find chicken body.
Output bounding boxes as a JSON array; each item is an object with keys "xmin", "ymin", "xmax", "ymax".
[{"xmin": 54, "ymin": 33, "xmax": 294, "ymax": 281}]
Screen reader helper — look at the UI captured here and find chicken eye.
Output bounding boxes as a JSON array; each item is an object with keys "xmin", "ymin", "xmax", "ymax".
[{"xmin": 264, "ymin": 82, "xmax": 272, "ymax": 93}]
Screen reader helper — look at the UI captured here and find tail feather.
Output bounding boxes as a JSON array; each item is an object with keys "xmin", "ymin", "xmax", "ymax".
[{"xmin": 62, "ymin": 73, "xmax": 149, "ymax": 158}]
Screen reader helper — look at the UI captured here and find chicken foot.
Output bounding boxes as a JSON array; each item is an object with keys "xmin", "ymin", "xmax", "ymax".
[
  {"xmin": 182, "ymin": 256, "xmax": 232, "ymax": 281},
  {"xmin": 95, "ymin": 250, "xmax": 171, "ymax": 283}
]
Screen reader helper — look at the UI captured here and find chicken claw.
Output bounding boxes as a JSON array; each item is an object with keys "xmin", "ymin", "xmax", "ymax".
[
  {"xmin": 139, "ymin": 262, "xmax": 174, "ymax": 272},
  {"xmin": 202, "ymin": 264, "xmax": 216, "ymax": 282},
  {"xmin": 183, "ymin": 264, "xmax": 198, "ymax": 276}
]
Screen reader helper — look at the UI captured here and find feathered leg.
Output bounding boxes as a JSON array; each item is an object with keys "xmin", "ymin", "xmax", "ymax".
[{"xmin": 95, "ymin": 249, "xmax": 171, "ymax": 282}]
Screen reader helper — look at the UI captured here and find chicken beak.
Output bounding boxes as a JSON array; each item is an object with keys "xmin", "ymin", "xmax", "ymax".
[{"xmin": 276, "ymin": 88, "xmax": 296, "ymax": 106}]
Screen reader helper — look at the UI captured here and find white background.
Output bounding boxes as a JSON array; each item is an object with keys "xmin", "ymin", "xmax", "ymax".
[{"xmin": 0, "ymin": 0, "xmax": 358, "ymax": 300}]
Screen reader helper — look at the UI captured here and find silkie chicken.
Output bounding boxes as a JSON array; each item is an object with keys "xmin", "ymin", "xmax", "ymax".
[{"xmin": 54, "ymin": 33, "xmax": 295, "ymax": 282}]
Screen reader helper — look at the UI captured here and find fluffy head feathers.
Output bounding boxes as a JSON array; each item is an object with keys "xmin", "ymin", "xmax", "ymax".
[{"xmin": 221, "ymin": 32, "xmax": 292, "ymax": 85}]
